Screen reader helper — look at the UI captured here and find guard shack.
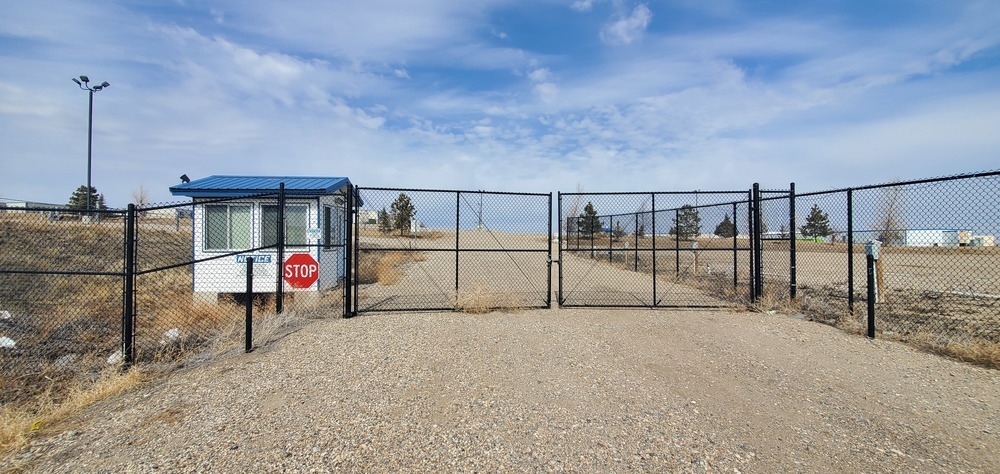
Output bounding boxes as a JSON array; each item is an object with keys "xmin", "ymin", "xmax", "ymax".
[{"xmin": 169, "ymin": 175, "xmax": 352, "ymax": 304}]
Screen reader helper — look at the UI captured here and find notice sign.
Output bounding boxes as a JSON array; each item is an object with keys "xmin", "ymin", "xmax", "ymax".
[{"xmin": 236, "ymin": 255, "xmax": 272, "ymax": 263}]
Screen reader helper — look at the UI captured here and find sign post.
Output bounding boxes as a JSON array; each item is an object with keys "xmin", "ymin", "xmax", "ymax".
[{"xmin": 283, "ymin": 253, "xmax": 319, "ymax": 289}]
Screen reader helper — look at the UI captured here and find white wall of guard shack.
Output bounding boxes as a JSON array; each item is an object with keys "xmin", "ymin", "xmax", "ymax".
[{"xmin": 190, "ymin": 195, "xmax": 346, "ymax": 302}]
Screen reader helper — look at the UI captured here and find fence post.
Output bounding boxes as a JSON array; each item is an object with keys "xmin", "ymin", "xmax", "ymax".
[
  {"xmin": 455, "ymin": 192, "xmax": 461, "ymax": 305},
  {"xmin": 122, "ymin": 204, "xmax": 137, "ymax": 369},
  {"xmin": 847, "ymin": 189, "xmax": 854, "ymax": 313},
  {"xmin": 557, "ymin": 192, "xmax": 563, "ymax": 305},
  {"xmin": 547, "ymin": 192, "xmax": 553, "ymax": 308},
  {"xmin": 276, "ymin": 182, "xmax": 285, "ymax": 314},
  {"xmin": 344, "ymin": 184, "xmax": 354, "ymax": 318},
  {"xmin": 752, "ymin": 183, "xmax": 763, "ymax": 302},
  {"xmin": 865, "ymin": 240, "xmax": 879, "ymax": 339},
  {"xmin": 245, "ymin": 258, "xmax": 253, "ymax": 352},
  {"xmin": 789, "ymin": 182, "xmax": 796, "ymax": 300},
  {"xmin": 651, "ymin": 193, "xmax": 657, "ymax": 306}
]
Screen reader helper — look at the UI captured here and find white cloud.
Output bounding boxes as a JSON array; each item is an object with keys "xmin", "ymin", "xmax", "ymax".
[
  {"xmin": 571, "ymin": 0, "xmax": 595, "ymax": 13},
  {"xmin": 528, "ymin": 68, "xmax": 551, "ymax": 82},
  {"xmin": 1, "ymin": 0, "xmax": 999, "ymax": 205},
  {"xmin": 600, "ymin": 4, "xmax": 652, "ymax": 45},
  {"xmin": 210, "ymin": 8, "xmax": 225, "ymax": 24}
]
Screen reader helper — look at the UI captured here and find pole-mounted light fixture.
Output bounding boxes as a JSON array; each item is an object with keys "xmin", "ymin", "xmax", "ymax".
[{"xmin": 73, "ymin": 75, "xmax": 111, "ymax": 213}]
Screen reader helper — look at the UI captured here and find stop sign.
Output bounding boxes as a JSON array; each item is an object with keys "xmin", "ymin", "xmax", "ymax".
[{"xmin": 283, "ymin": 253, "xmax": 319, "ymax": 288}]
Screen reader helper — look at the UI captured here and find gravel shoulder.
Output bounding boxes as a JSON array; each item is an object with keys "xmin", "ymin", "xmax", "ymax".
[{"xmin": 6, "ymin": 308, "xmax": 999, "ymax": 473}]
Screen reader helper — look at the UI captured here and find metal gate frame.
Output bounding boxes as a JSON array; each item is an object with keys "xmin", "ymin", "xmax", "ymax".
[
  {"xmin": 350, "ymin": 187, "xmax": 552, "ymax": 314},
  {"xmin": 557, "ymin": 190, "xmax": 756, "ymax": 308}
]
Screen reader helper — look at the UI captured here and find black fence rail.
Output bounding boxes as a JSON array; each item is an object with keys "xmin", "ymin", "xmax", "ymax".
[
  {"xmin": 559, "ymin": 191, "xmax": 752, "ymax": 307},
  {"xmin": 353, "ymin": 187, "xmax": 551, "ymax": 313},
  {"xmin": 754, "ymin": 171, "xmax": 1000, "ymax": 361}
]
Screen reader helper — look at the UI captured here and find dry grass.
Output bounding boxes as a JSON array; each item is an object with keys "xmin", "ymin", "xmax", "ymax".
[
  {"xmin": 749, "ymin": 286, "xmax": 802, "ymax": 314},
  {"xmin": 356, "ymin": 251, "xmax": 426, "ymax": 285},
  {"xmin": 0, "ymin": 367, "xmax": 144, "ymax": 457},
  {"xmin": 453, "ymin": 285, "xmax": 525, "ymax": 314},
  {"xmin": 907, "ymin": 335, "xmax": 1000, "ymax": 368},
  {"xmin": 357, "ymin": 226, "xmax": 444, "ymax": 240}
]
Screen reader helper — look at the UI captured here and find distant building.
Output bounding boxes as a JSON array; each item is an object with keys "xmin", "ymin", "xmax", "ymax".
[
  {"xmin": 0, "ymin": 198, "xmax": 68, "ymax": 212},
  {"xmin": 849, "ymin": 228, "xmax": 978, "ymax": 247}
]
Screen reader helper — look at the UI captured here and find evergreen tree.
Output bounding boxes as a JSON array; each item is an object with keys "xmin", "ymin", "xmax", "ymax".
[
  {"xmin": 390, "ymin": 193, "xmax": 416, "ymax": 235},
  {"xmin": 377, "ymin": 207, "xmax": 393, "ymax": 234},
  {"xmin": 67, "ymin": 185, "xmax": 107, "ymax": 211},
  {"xmin": 668, "ymin": 205, "xmax": 701, "ymax": 240},
  {"xmin": 800, "ymin": 204, "xmax": 832, "ymax": 238},
  {"xmin": 714, "ymin": 213, "xmax": 735, "ymax": 238},
  {"xmin": 578, "ymin": 202, "xmax": 601, "ymax": 236}
]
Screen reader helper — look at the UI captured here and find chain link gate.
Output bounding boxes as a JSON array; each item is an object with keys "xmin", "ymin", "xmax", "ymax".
[
  {"xmin": 557, "ymin": 191, "xmax": 754, "ymax": 308},
  {"xmin": 351, "ymin": 188, "xmax": 552, "ymax": 314}
]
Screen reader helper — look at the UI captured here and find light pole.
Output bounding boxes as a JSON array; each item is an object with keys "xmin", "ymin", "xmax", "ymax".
[{"xmin": 72, "ymin": 75, "xmax": 110, "ymax": 213}]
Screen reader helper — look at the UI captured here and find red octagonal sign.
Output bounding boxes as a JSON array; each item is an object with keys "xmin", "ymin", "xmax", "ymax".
[{"xmin": 283, "ymin": 253, "xmax": 319, "ymax": 289}]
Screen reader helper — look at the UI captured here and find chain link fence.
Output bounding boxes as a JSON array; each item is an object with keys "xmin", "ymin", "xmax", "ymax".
[
  {"xmin": 3, "ymin": 171, "xmax": 998, "ymax": 404},
  {"xmin": 0, "ymin": 208, "xmax": 125, "ymax": 403},
  {"xmin": 755, "ymin": 171, "xmax": 1000, "ymax": 365},
  {"xmin": 1, "ymin": 190, "xmax": 351, "ymax": 405},
  {"xmin": 353, "ymin": 188, "xmax": 552, "ymax": 313}
]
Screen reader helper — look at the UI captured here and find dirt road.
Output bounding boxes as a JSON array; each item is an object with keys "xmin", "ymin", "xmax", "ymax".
[{"xmin": 6, "ymin": 308, "xmax": 998, "ymax": 473}]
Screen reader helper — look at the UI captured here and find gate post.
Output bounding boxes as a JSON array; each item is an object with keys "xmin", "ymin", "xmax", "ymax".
[
  {"xmin": 122, "ymin": 204, "xmax": 137, "ymax": 369},
  {"xmin": 651, "ymin": 193, "xmax": 657, "ymax": 306},
  {"xmin": 789, "ymin": 182, "xmax": 796, "ymax": 300},
  {"xmin": 276, "ymin": 182, "xmax": 285, "ymax": 314},
  {"xmin": 344, "ymin": 184, "xmax": 354, "ymax": 318},
  {"xmin": 752, "ymin": 184, "xmax": 763, "ymax": 302},
  {"xmin": 557, "ymin": 192, "xmax": 563, "ymax": 305},
  {"xmin": 547, "ymin": 192, "xmax": 553, "ymax": 308}
]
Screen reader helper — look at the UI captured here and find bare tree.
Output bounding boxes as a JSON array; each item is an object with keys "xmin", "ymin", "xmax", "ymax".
[
  {"xmin": 131, "ymin": 184, "xmax": 150, "ymax": 207},
  {"xmin": 876, "ymin": 179, "xmax": 907, "ymax": 246},
  {"xmin": 565, "ymin": 183, "xmax": 585, "ymax": 236}
]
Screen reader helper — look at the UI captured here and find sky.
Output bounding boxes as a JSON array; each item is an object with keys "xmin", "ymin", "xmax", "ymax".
[{"xmin": 1, "ymin": 0, "xmax": 999, "ymax": 207}]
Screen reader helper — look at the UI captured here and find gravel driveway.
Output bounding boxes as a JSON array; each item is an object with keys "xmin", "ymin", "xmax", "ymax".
[{"xmin": 6, "ymin": 308, "xmax": 999, "ymax": 473}]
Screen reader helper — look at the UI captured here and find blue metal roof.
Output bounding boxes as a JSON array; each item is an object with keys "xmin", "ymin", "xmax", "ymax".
[{"xmin": 170, "ymin": 175, "xmax": 351, "ymax": 198}]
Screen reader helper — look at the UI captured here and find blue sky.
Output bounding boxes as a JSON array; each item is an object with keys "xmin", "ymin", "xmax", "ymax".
[{"xmin": 1, "ymin": 0, "xmax": 999, "ymax": 206}]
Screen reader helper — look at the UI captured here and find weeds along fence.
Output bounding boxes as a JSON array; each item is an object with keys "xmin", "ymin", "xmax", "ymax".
[
  {"xmin": 559, "ymin": 191, "xmax": 753, "ymax": 307},
  {"xmin": 1, "ymin": 189, "xmax": 351, "ymax": 404},
  {"xmin": 755, "ymin": 171, "xmax": 1000, "ymax": 362},
  {"xmin": 353, "ymin": 188, "xmax": 552, "ymax": 313}
]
